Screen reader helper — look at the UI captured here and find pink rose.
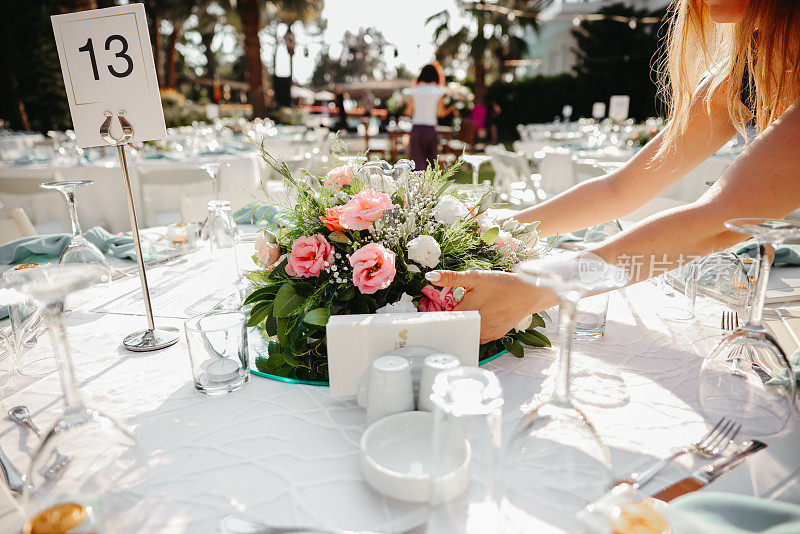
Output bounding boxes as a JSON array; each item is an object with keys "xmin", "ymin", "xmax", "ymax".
[
  {"xmin": 339, "ymin": 190, "xmax": 394, "ymax": 231},
  {"xmin": 254, "ymin": 235, "xmax": 280, "ymax": 266},
  {"xmin": 418, "ymin": 285, "xmax": 457, "ymax": 312},
  {"xmin": 320, "ymin": 205, "xmax": 346, "ymax": 232},
  {"xmin": 349, "ymin": 243, "xmax": 396, "ymax": 294},
  {"xmin": 285, "ymin": 234, "xmax": 334, "ymax": 278},
  {"xmin": 324, "ymin": 165, "xmax": 353, "ymax": 188}
]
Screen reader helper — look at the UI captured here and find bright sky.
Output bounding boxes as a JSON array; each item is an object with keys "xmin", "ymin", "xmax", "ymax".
[{"xmin": 281, "ymin": 0, "xmax": 469, "ymax": 84}]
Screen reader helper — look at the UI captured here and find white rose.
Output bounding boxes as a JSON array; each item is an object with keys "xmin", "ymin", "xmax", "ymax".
[
  {"xmin": 476, "ymin": 214, "xmax": 498, "ymax": 234},
  {"xmin": 514, "ymin": 314, "xmax": 533, "ymax": 332},
  {"xmin": 502, "ymin": 218, "xmax": 520, "ymax": 232},
  {"xmin": 407, "ymin": 235, "xmax": 441, "ymax": 269},
  {"xmin": 433, "ymin": 195, "xmax": 469, "ymax": 227},
  {"xmin": 376, "ymin": 293, "xmax": 418, "ymax": 314}
]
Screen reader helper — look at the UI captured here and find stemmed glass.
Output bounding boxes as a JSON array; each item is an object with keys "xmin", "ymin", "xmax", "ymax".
[
  {"xmin": 199, "ymin": 162, "xmax": 230, "ymax": 201},
  {"xmin": 501, "ymin": 253, "xmax": 629, "ymax": 531},
  {"xmin": 699, "ymin": 218, "xmax": 800, "ymax": 437},
  {"xmin": 1, "ymin": 265, "xmax": 142, "ymax": 531},
  {"xmin": 40, "ymin": 180, "xmax": 110, "ymax": 280}
]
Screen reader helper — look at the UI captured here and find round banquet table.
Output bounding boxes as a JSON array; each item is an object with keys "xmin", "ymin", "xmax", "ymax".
[{"xmin": 0, "ymin": 242, "xmax": 799, "ymax": 533}]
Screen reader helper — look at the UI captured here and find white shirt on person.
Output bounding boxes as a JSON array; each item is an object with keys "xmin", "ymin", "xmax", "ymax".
[{"xmin": 411, "ymin": 84, "xmax": 444, "ymax": 126}]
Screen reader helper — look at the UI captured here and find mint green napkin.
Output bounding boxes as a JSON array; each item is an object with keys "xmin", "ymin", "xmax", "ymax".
[
  {"xmin": 0, "ymin": 227, "xmax": 134, "ymax": 264},
  {"xmin": 671, "ymin": 492, "xmax": 800, "ymax": 533},
  {"xmin": 737, "ymin": 243, "xmax": 800, "ymax": 267}
]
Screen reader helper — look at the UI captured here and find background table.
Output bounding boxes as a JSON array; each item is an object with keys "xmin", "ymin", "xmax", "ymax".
[{"xmin": 1, "ymin": 244, "xmax": 799, "ymax": 533}]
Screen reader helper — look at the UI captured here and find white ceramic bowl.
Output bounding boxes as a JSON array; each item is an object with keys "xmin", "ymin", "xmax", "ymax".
[{"xmin": 360, "ymin": 411, "xmax": 470, "ymax": 503}]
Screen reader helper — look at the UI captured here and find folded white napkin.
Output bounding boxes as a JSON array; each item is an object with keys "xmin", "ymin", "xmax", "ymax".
[{"xmin": 0, "ymin": 484, "xmax": 24, "ymax": 533}]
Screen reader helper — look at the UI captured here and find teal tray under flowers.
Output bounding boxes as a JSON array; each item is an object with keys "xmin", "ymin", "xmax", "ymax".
[{"xmin": 250, "ymin": 349, "xmax": 508, "ymax": 386}]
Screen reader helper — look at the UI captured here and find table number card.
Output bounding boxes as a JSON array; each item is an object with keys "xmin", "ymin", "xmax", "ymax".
[
  {"xmin": 51, "ymin": 4, "xmax": 166, "ymax": 148},
  {"xmin": 608, "ymin": 95, "xmax": 630, "ymax": 122}
]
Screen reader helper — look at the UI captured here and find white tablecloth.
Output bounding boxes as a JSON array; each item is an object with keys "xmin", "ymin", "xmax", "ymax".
[{"xmin": 1, "ymin": 246, "xmax": 799, "ymax": 533}]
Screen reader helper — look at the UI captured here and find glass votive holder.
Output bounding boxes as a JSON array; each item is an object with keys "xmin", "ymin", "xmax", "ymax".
[
  {"xmin": 3, "ymin": 264, "xmax": 55, "ymax": 376},
  {"xmin": 167, "ymin": 222, "xmax": 199, "ymax": 251},
  {"xmin": 574, "ymin": 293, "xmax": 609, "ymax": 340},
  {"xmin": 184, "ymin": 311, "xmax": 250, "ymax": 396}
]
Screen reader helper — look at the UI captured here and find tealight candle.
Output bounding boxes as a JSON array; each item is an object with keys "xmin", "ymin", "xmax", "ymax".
[{"xmin": 204, "ymin": 358, "xmax": 240, "ymax": 383}]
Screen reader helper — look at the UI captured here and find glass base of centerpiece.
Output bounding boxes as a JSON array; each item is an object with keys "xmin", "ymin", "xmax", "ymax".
[{"xmin": 240, "ymin": 151, "xmax": 551, "ymax": 385}]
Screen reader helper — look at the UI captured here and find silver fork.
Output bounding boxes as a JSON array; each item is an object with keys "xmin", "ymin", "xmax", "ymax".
[
  {"xmin": 631, "ymin": 417, "xmax": 741, "ymax": 489},
  {"xmin": 8, "ymin": 406, "xmax": 71, "ymax": 479},
  {"xmin": 721, "ymin": 311, "xmax": 747, "ymax": 377},
  {"xmin": 218, "ymin": 515, "xmax": 418, "ymax": 534},
  {"xmin": 721, "ymin": 310, "xmax": 739, "ymax": 335}
]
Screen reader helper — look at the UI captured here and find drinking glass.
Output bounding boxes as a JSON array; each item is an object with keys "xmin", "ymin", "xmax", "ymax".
[
  {"xmin": 202, "ymin": 200, "xmax": 238, "ymax": 251},
  {"xmin": 502, "ymin": 253, "xmax": 629, "ymax": 531},
  {"xmin": 699, "ymin": 218, "xmax": 800, "ymax": 436},
  {"xmin": 0, "ymin": 328, "xmax": 11, "ymax": 388},
  {"xmin": 184, "ymin": 311, "xmax": 250, "ymax": 395},
  {"xmin": 576, "ymin": 220, "xmax": 623, "ymax": 339},
  {"xmin": 694, "ymin": 252, "xmax": 751, "ymax": 315},
  {"xmin": 40, "ymin": 180, "xmax": 111, "ymax": 281},
  {"xmin": 1, "ymin": 265, "xmax": 143, "ymax": 532},
  {"xmin": 3, "ymin": 265, "xmax": 53, "ymax": 376},
  {"xmin": 428, "ymin": 367, "xmax": 503, "ymax": 534}
]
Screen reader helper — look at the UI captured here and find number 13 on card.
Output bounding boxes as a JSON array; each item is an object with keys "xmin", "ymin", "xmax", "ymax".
[{"xmin": 51, "ymin": 4, "xmax": 166, "ymax": 148}]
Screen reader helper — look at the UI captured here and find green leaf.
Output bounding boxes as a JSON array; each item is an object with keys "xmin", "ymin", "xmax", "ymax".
[
  {"xmin": 294, "ymin": 282, "xmax": 314, "ymax": 297},
  {"xmin": 349, "ymin": 176, "xmax": 363, "ymax": 194},
  {"xmin": 517, "ymin": 331, "xmax": 549, "ymax": 347},
  {"xmin": 529, "ymin": 314, "xmax": 546, "ymax": 329},
  {"xmin": 265, "ymin": 312, "xmax": 278, "ymax": 336},
  {"xmin": 482, "ymin": 226, "xmax": 499, "ymax": 245},
  {"xmin": 351, "ymin": 295, "xmax": 370, "ymax": 314},
  {"xmin": 277, "ymin": 317, "xmax": 290, "ymax": 345},
  {"xmin": 522, "ymin": 329, "xmax": 551, "ymax": 347},
  {"xmin": 273, "ymin": 284, "xmax": 304, "ymax": 317},
  {"xmin": 244, "ymin": 286, "xmax": 275, "ymax": 305},
  {"xmin": 255, "ymin": 356, "xmax": 271, "ymax": 373},
  {"xmin": 502, "ymin": 338, "xmax": 525, "ymax": 358},
  {"xmin": 339, "ymin": 285, "xmax": 356, "ymax": 301},
  {"xmin": 247, "ymin": 302, "xmax": 272, "ymax": 327},
  {"xmin": 304, "ymin": 307, "xmax": 331, "ymax": 326},
  {"xmin": 270, "ymin": 257, "xmax": 289, "ymax": 279},
  {"xmin": 267, "ymin": 340, "xmax": 282, "ymax": 357}
]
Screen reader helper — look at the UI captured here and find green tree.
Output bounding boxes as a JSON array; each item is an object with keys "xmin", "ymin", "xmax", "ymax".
[
  {"xmin": 572, "ymin": 3, "xmax": 668, "ymax": 119},
  {"xmin": 427, "ymin": 1, "xmax": 539, "ymax": 103}
]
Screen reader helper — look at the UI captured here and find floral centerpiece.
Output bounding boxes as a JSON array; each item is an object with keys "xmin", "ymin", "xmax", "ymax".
[{"xmin": 243, "ymin": 149, "xmax": 550, "ymax": 382}]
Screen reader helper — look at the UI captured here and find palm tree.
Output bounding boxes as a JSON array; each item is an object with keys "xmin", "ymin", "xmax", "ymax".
[
  {"xmin": 238, "ymin": 0, "xmax": 268, "ymax": 117},
  {"xmin": 427, "ymin": 0, "xmax": 538, "ymax": 103},
  {"xmin": 268, "ymin": 0, "xmax": 324, "ymax": 82}
]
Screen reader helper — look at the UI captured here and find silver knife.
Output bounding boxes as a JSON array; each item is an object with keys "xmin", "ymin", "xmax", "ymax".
[{"xmin": 653, "ymin": 440, "xmax": 767, "ymax": 502}]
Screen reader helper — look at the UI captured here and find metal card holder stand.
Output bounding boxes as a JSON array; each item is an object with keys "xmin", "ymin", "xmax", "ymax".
[{"xmin": 100, "ymin": 111, "xmax": 179, "ymax": 351}]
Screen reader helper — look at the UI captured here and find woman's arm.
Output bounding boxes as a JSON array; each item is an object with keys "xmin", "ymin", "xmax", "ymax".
[
  {"xmin": 437, "ymin": 97, "xmax": 454, "ymax": 118},
  {"xmin": 429, "ymin": 96, "xmax": 800, "ymax": 342},
  {"xmin": 513, "ymin": 81, "xmax": 737, "ymax": 238},
  {"xmin": 405, "ymin": 97, "xmax": 414, "ymax": 118}
]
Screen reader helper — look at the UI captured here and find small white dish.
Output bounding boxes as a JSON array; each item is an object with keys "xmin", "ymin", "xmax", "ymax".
[{"xmin": 360, "ymin": 411, "xmax": 470, "ymax": 503}]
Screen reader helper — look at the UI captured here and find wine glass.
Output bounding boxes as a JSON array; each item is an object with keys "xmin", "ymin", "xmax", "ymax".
[
  {"xmin": 40, "ymin": 180, "xmax": 111, "ymax": 281},
  {"xmin": 199, "ymin": 162, "xmax": 230, "ymax": 201},
  {"xmin": 699, "ymin": 218, "xmax": 800, "ymax": 437},
  {"xmin": 501, "ymin": 253, "xmax": 629, "ymax": 531},
  {"xmin": 1, "ymin": 265, "xmax": 143, "ymax": 531}
]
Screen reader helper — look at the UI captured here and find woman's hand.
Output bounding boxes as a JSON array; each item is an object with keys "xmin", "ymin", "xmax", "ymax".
[{"xmin": 425, "ymin": 270, "xmax": 556, "ymax": 343}]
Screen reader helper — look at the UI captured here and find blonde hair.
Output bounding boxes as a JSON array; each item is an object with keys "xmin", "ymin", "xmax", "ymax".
[{"xmin": 659, "ymin": 0, "xmax": 800, "ymax": 154}]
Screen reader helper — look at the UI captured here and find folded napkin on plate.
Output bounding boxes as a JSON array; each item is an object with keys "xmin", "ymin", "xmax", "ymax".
[
  {"xmin": 764, "ymin": 348, "xmax": 800, "ymax": 388},
  {"xmin": 551, "ymin": 228, "xmax": 587, "ymax": 246},
  {"xmin": 234, "ymin": 205, "xmax": 291, "ymax": 229},
  {"xmin": 0, "ymin": 227, "xmax": 134, "ymax": 264},
  {"xmin": 737, "ymin": 243, "xmax": 800, "ymax": 267},
  {"xmin": 671, "ymin": 492, "xmax": 800, "ymax": 533}
]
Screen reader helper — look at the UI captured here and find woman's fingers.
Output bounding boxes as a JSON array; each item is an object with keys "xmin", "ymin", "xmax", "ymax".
[{"xmin": 425, "ymin": 270, "xmax": 474, "ymax": 288}]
